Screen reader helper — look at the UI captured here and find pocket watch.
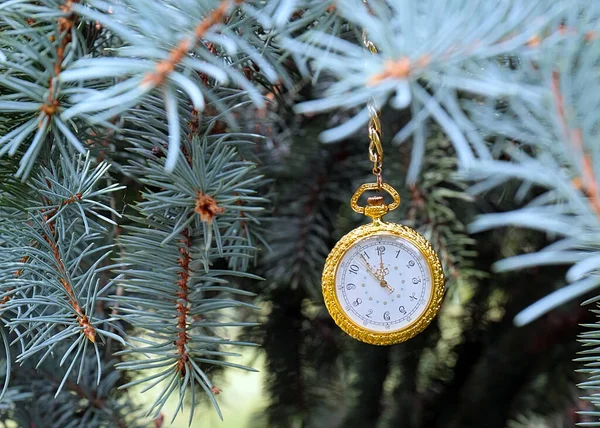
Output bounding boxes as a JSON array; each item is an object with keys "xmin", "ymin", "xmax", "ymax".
[
  {"xmin": 321, "ymin": 182, "xmax": 445, "ymax": 345},
  {"xmin": 321, "ymin": 28, "xmax": 445, "ymax": 345}
]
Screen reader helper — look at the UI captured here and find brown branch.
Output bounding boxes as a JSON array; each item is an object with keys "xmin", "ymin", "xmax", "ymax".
[
  {"xmin": 551, "ymin": 71, "xmax": 600, "ymax": 218},
  {"xmin": 41, "ymin": 0, "xmax": 80, "ymax": 118},
  {"xmin": 16, "ymin": 189, "xmax": 96, "ymax": 343},
  {"xmin": 367, "ymin": 55, "xmax": 432, "ymax": 86},
  {"xmin": 1, "ymin": 193, "xmax": 83, "ymax": 306},
  {"xmin": 187, "ymin": 108, "xmax": 201, "ymax": 138},
  {"xmin": 45, "ymin": 226, "xmax": 96, "ymax": 343},
  {"xmin": 1, "ymin": 190, "xmax": 95, "ymax": 342},
  {"xmin": 175, "ymin": 228, "xmax": 193, "ymax": 375},
  {"xmin": 141, "ymin": 0, "xmax": 242, "ymax": 88},
  {"xmin": 21, "ymin": 189, "xmax": 93, "ymax": 341},
  {"xmin": 368, "ymin": 57, "xmax": 411, "ymax": 85}
]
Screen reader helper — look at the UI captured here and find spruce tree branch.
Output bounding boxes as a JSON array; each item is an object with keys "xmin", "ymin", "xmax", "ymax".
[
  {"xmin": 142, "ymin": 0, "xmax": 243, "ymax": 88},
  {"xmin": 42, "ymin": 0, "xmax": 80, "ymax": 118},
  {"xmin": 42, "ymin": 225, "xmax": 96, "ymax": 344},
  {"xmin": 0, "ymin": 1, "xmax": 90, "ymax": 176},
  {"xmin": 175, "ymin": 226, "xmax": 192, "ymax": 375},
  {"xmin": 0, "ymin": 154, "xmax": 123, "ymax": 398},
  {"xmin": 466, "ymin": 29, "xmax": 600, "ymax": 325},
  {"xmin": 10, "ymin": 174, "xmax": 99, "ymax": 343},
  {"xmin": 115, "ymin": 128, "xmax": 265, "ymax": 420},
  {"xmin": 0, "ymin": 189, "xmax": 85, "ymax": 320},
  {"xmin": 551, "ymin": 71, "xmax": 600, "ymax": 218}
]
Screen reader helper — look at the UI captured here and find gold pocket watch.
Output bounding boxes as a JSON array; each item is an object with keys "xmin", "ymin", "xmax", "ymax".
[
  {"xmin": 321, "ymin": 181, "xmax": 445, "ymax": 345},
  {"xmin": 320, "ymin": 32, "xmax": 445, "ymax": 344}
]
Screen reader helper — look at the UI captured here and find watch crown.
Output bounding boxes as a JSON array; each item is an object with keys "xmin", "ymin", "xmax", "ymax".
[{"xmin": 367, "ymin": 196, "xmax": 384, "ymax": 206}]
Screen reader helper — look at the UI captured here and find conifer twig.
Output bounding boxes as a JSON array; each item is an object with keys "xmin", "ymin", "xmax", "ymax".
[
  {"xmin": 42, "ymin": 0, "xmax": 80, "ymax": 118},
  {"xmin": 42, "ymin": 217, "xmax": 96, "ymax": 343},
  {"xmin": 2, "ymin": 193, "xmax": 83, "ymax": 306},
  {"xmin": 175, "ymin": 227, "xmax": 192, "ymax": 374},
  {"xmin": 141, "ymin": 0, "xmax": 243, "ymax": 88},
  {"xmin": 551, "ymin": 71, "xmax": 600, "ymax": 218}
]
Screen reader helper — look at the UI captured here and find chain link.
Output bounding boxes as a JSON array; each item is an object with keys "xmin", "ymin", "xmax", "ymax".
[{"xmin": 362, "ymin": 28, "xmax": 383, "ymax": 190}]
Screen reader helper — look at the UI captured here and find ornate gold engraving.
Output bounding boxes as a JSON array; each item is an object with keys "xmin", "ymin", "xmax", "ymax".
[{"xmin": 350, "ymin": 182, "xmax": 400, "ymax": 216}]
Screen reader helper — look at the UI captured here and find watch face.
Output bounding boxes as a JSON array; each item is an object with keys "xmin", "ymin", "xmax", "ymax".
[{"xmin": 335, "ymin": 233, "xmax": 432, "ymax": 333}]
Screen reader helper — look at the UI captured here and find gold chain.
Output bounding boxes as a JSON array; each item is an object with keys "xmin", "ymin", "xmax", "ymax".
[{"xmin": 362, "ymin": 30, "xmax": 383, "ymax": 190}]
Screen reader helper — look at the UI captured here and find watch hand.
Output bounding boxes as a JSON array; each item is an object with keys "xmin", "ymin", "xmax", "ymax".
[
  {"xmin": 379, "ymin": 251, "xmax": 385, "ymax": 277},
  {"xmin": 359, "ymin": 255, "xmax": 393, "ymax": 293},
  {"xmin": 359, "ymin": 255, "xmax": 383, "ymax": 281}
]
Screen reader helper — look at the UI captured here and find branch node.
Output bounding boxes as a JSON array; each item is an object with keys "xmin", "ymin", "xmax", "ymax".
[
  {"xmin": 368, "ymin": 57, "xmax": 412, "ymax": 85},
  {"xmin": 195, "ymin": 192, "xmax": 224, "ymax": 223}
]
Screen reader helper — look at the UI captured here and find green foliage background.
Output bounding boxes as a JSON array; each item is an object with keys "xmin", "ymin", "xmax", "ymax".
[{"xmin": 0, "ymin": 1, "xmax": 599, "ymax": 427}]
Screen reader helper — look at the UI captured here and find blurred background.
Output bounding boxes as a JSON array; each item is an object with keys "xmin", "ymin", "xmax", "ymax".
[{"xmin": 137, "ymin": 104, "xmax": 590, "ymax": 428}]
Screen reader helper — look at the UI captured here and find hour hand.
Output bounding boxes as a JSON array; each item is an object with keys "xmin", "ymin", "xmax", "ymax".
[{"xmin": 359, "ymin": 254, "xmax": 382, "ymax": 281}]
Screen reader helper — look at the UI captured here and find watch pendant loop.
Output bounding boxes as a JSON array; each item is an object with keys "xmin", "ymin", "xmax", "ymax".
[{"xmin": 350, "ymin": 182, "xmax": 400, "ymax": 220}]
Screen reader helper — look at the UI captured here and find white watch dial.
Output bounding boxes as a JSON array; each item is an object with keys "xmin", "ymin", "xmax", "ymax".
[{"xmin": 335, "ymin": 233, "xmax": 432, "ymax": 333}]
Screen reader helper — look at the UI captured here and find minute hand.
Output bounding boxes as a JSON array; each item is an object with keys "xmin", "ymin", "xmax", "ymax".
[
  {"xmin": 379, "ymin": 251, "xmax": 386, "ymax": 278},
  {"xmin": 359, "ymin": 254, "xmax": 383, "ymax": 281},
  {"xmin": 359, "ymin": 255, "xmax": 394, "ymax": 293}
]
